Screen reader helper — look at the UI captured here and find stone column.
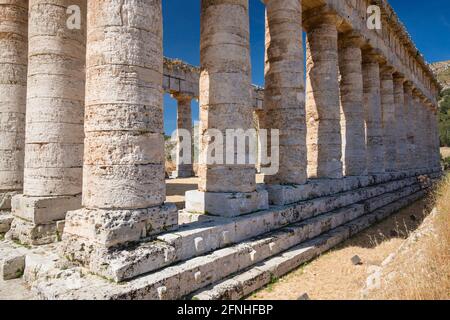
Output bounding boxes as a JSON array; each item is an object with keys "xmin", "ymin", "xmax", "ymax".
[
  {"xmin": 431, "ymin": 107, "xmax": 441, "ymax": 169},
  {"xmin": 62, "ymin": 0, "xmax": 178, "ymax": 261},
  {"xmin": 362, "ymin": 51, "xmax": 384, "ymax": 174},
  {"xmin": 263, "ymin": 0, "xmax": 307, "ymax": 186},
  {"xmin": 393, "ymin": 75, "xmax": 408, "ymax": 171},
  {"xmin": 185, "ymin": 0, "xmax": 268, "ymax": 217},
  {"xmin": 7, "ymin": 0, "xmax": 85, "ymax": 245},
  {"xmin": 172, "ymin": 93, "xmax": 194, "ymax": 178},
  {"xmin": 305, "ymin": 10, "xmax": 343, "ymax": 179},
  {"xmin": 338, "ymin": 31, "xmax": 367, "ymax": 176},
  {"xmin": 0, "ymin": 0, "xmax": 27, "ymax": 233},
  {"xmin": 424, "ymin": 103, "xmax": 434, "ymax": 169},
  {"xmin": 380, "ymin": 66, "xmax": 397, "ymax": 172},
  {"xmin": 403, "ymin": 82, "xmax": 415, "ymax": 170},
  {"xmin": 412, "ymin": 89, "xmax": 423, "ymax": 169}
]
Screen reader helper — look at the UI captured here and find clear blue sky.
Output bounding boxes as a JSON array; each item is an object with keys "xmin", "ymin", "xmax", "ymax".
[{"xmin": 162, "ymin": 0, "xmax": 450, "ymax": 134}]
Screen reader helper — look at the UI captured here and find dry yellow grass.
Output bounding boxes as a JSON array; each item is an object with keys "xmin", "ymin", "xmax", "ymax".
[
  {"xmin": 368, "ymin": 175, "xmax": 450, "ymax": 300},
  {"xmin": 441, "ymin": 147, "xmax": 450, "ymax": 159}
]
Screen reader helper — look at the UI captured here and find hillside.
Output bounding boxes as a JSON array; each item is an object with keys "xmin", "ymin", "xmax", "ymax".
[
  {"xmin": 431, "ymin": 60, "xmax": 450, "ymax": 90},
  {"xmin": 431, "ymin": 60, "xmax": 450, "ymax": 147}
]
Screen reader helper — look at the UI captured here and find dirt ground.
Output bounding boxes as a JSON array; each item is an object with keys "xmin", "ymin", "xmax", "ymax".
[{"xmin": 249, "ymin": 198, "xmax": 432, "ymax": 300}]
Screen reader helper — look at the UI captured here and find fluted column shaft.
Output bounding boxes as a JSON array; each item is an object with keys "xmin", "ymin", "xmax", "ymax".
[
  {"xmin": 61, "ymin": 0, "xmax": 179, "ymax": 256},
  {"xmin": 362, "ymin": 53, "xmax": 384, "ymax": 174},
  {"xmin": 264, "ymin": 0, "xmax": 307, "ymax": 185},
  {"xmin": 0, "ymin": 0, "xmax": 27, "ymax": 210},
  {"xmin": 305, "ymin": 12, "xmax": 343, "ymax": 179},
  {"xmin": 198, "ymin": 0, "xmax": 255, "ymax": 193},
  {"xmin": 393, "ymin": 76, "xmax": 408, "ymax": 171},
  {"xmin": 173, "ymin": 94, "xmax": 194, "ymax": 178},
  {"xmin": 7, "ymin": 0, "xmax": 86, "ymax": 245},
  {"xmin": 412, "ymin": 91, "xmax": 423, "ymax": 169},
  {"xmin": 23, "ymin": 0, "xmax": 85, "ymax": 198},
  {"xmin": 404, "ymin": 83, "xmax": 415, "ymax": 170},
  {"xmin": 338, "ymin": 32, "xmax": 367, "ymax": 176},
  {"xmin": 380, "ymin": 67, "xmax": 396, "ymax": 172}
]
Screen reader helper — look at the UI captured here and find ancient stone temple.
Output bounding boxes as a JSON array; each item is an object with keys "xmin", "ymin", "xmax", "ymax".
[{"xmin": 0, "ymin": 0, "xmax": 443, "ymax": 300}]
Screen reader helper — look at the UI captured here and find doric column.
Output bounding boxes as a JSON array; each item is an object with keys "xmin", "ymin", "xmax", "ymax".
[
  {"xmin": 424, "ymin": 102, "xmax": 434, "ymax": 169},
  {"xmin": 62, "ymin": 0, "xmax": 178, "ymax": 261},
  {"xmin": 7, "ymin": 0, "xmax": 85, "ymax": 245},
  {"xmin": 185, "ymin": 0, "xmax": 268, "ymax": 217},
  {"xmin": 393, "ymin": 74, "xmax": 408, "ymax": 171},
  {"xmin": 431, "ymin": 107, "xmax": 441, "ymax": 169},
  {"xmin": 403, "ymin": 82, "xmax": 415, "ymax": 170},
  {"xmin": 380, "ymin": 66, "xmax": 396, "ymax": 172},
  {"xmin": 305, "ymin": 9, "xmax": 343, "ymax": 179},
  {"xmin": 0, "ymin": 0, "xmax": 27, "ymax": 219},
  {"xmin": 263, "ymin": 0, "xmax": 307, "ymax": 185},
  {"xmin": 338, "ymin": 31, "xmax": 366, "ymax": 176},
  {"xmin": 362, "ymin": 51, "xmax": 384, "ymax": 174},
  {"xmin": 412, "ymin": 89, "xmax": 423, "ymax": 169},
  {"xmin": 172, "ymin": 93, "xmax": 194, "ymax": 178}
]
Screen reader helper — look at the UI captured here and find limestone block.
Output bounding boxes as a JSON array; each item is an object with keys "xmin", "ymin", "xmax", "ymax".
[
  {"xmin": 185, "ymin": 188, "xmax": 269, "ymax": 217},
  {"xmin": 0, "ymin": 213, "xmax": 14, "ymax": 234},
  {"xmin": 6, "ymin": 218, "xmax": 63, "ymax": 246},
  {"xmin": 1, "ymin": 253, "xmax": 25, "ymax": 280},
  {"xmin": 11, "ymin": 194, "xmax": 81, "ymax": 224},
  {"xmin": 63, "ymin": 203, "xmax": 178, "ymax": 249}
]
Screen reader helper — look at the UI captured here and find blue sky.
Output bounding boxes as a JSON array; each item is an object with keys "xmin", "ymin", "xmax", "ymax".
[{"xmin": 162, "ymin": 0, "xmax": 450, "ymax": 134}]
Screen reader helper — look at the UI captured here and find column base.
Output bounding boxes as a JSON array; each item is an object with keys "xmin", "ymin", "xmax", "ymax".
[
  {"xmin": 6, "ymin": 218, "xmax": 65, "ymax": 246},
  {"xmin": 6, "ymin": 194, "xmax": 81, "ymax": 245},
  {"xmin": 185, "ymin": 188, "xmax": 269, "ymax": 217},
  {"xmin": 63, "ymin": 203, "xmax": 178, "ymax": 250},
  {"xmin": 170, "ymin": 170, "xmax": 195, "ymax": 179},
  {"xmin": 11, "ymin": 194, "xmax": 81, "ymax": 225}
]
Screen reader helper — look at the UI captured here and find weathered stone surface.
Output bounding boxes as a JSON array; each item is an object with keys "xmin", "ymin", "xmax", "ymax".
[
  {"xmin": 380, "ymin": 66, "xmax": 397, "ymax": 172},
  {"xmin": 185, "ymin": 188, "xmax": 269, "ymax": 217},
  {"xmin": 339, "ymin": 32, "xmax": 367, "ymax": 177},
  {"xmin": 172, "ymin": 93, "xmax": 194, "ymax": 179},
  {"xmin": 197, "ymin": 0, "xmax": 256, "ymax": 194},
  {"xmin": 0, "ymin": 0, "xmax": 27, "ymax": 198},
  {"xmin": 363, "ymin": 51, "xmax": 384, "ymax": 174},
  {"xmin": 263, "ymin": 0, "xmax": 307, "ymax": 185},
  {"xmin": 393, "ymin": 75, "xmax": 408, "ymax": 171},
  {"xmin": 63, "ymin": 204, "xmax": 178, "ymax": 250},
  {"xmin": 0, "ymin": 213, "xmax": 14, "ymax": 234},
  {"xmin": 6, "ymin": 218, "xmax": 64, "ymax": 246},
  {"xmin": 305, "ymin": 10, "xmax": 343, "ymax": 179},
  {"xmin": 1, "ymin": 253, "xmax": 25, "ymax": 280},
  {"xmin": 11, "ymin": 194, "xmax": 81, "ymax": 225}
]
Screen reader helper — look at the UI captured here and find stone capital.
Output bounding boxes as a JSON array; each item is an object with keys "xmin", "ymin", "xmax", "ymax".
[
  {"xmin": 380, "ymin": 65, "xmax": 395, "ymax": 80},
  {"xmin": 404, "ymin": 81, "xmax": 414, "ymax": 93},
  {"xmin": 393, "ymin": 73, "xmax": 406, "ymax": 84},
  {"xmin": 171, "ymin": 92, "xmax": 194, "ymax": 103},
  {"xmin": 303, "ymin": 6, "xmax": 343, "ymax": 31},
  {"xmin": 362, "ymin": 48, "xmax": 386, "ymax": 65},
  {"xmin": 338, "ymin": 31, "xmax": 366, "ymax": 49}
]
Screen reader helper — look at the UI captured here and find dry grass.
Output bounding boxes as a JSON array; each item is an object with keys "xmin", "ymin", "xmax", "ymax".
[
  {"xmin": 368, "ymin": 175, "xmax": 450, "ymax": 300},
  {"xmin": 441, "ymin": 147, "xmax": 450, "ymax": 159}
]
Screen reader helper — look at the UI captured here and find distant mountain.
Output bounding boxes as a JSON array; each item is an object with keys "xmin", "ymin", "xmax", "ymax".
[{"xmin": 430, "ymin": 60, "xmax": 450, "ymax": 90}]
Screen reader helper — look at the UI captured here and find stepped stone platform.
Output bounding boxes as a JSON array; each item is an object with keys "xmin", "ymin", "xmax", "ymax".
[{"xmin": 0, "ymin": 168, "xmax": 441, "ymax": 300}]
